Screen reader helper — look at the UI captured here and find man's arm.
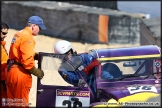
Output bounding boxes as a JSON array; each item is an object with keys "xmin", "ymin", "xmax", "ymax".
[
  {"xmin": 20, "ymin": 35, "xmax": 35, "ymax": 70},
  {"xmin": 58, "ymin": 68, "xmax": 79, "ymax": 85},
  {"xmin": 20, "ymin": 35, "xmax": 44, "ymax": 79},
  {"xmin": 82, "ymin": 54, "xmax": 100, "ymax": 74}
]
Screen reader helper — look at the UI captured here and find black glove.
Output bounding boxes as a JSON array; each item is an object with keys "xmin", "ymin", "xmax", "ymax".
[
  {"xmin": 28, "ymin": 66, "xmax": 44, "ymax": 79},
  {"xmin": 34, "ymin": 52, "xmax": 39, "ymax": 60},
  {"xmin": 1, "ymin": 80, "xmax": 6, "ymax": 91}
]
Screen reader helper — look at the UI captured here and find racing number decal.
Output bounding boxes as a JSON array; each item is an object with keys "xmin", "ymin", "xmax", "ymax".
[
  {"xmin": 62, "ymin": 100, "xmax": 71, "ymax": 107},
  {"xmin": 127, "ymin": 85, "xmax": 157, "ymax": 94},
  {"xmin": 55, "ymin": 90, "xmax": 90, "ymax": 107},
  {"xmin": 62, "ymin": 98, "xmax": 82, "ymax": 107},
  {"xmin": 130, "ymin": 85, "xmax": 152, "ymax": 91},
  {"xmin": 129, "ymin": 85, "xmax": 140, "ymax": 91}
]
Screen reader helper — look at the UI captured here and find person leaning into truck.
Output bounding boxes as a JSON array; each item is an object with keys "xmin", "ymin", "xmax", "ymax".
[
  {"xmin": 5, "ymin": 16, "xmax": 46, "ymax": 107},
  {"xmin": 1, "ymin": 22, "xmax": 9, "ymax": 105},
  {"xmin": 54, "ymin": 40, "xmax": 113, "ymax": 93}
]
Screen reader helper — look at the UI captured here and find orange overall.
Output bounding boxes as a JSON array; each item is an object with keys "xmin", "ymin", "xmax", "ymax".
[
  {"xmin": 5, "ymin": 27, "xmax": 35, "ymax": 107},
  {"xmin": 1, "ymin": 41, "xmax": 8, "ymax": 104}
]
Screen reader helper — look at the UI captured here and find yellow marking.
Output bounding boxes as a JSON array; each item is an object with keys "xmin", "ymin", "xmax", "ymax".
[
  {"xmin": 118, "ymin": 92, "xmax": 160, "ymax": 102},
  {"xmin": 93, "ymin": 99, "xmax": 119, "ymax": 108},
  {"xmin": 93, "ymin": 92, "xmax": 160, "ymax": 107},
  {"xmin": 97, "ymin": 54, "xmax": 160, "ymax": 61},
  {"xmin": 93, "ymin": 104, "xmax": 107, "ymax": 108}
]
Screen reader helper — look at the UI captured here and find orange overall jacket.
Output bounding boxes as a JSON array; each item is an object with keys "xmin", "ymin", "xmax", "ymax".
[
  {"xmin": 1, "ymin": 41, "xmax": 8, "ymax": 100},
  {"xmin": 5, "ymin": 27, "xmax": 35, "ymax": 107}
]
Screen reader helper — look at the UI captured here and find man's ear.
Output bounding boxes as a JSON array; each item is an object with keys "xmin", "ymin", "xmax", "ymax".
[{"xmin": 31, "ymin": 24, "xmax": 35, "ymax": 31}]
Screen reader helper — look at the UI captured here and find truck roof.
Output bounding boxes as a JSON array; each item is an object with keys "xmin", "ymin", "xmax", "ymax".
[{"xmin": 89, "ymin": 45, "xmax": 161, "ymax": 61}]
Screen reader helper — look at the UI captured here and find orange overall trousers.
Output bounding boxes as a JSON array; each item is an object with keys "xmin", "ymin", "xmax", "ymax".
[
  {"xmin": 5, "ymin": 27, "xmax": 35, "ymax": 107},
  {"xmin": 1, "ymin": 41, "xmax": 8, "ymax": 106}
]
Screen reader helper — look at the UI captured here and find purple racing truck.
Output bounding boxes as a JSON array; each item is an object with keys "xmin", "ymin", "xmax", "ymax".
[{"xmin": 36, "ymin": 45, "xmax": 161, "ymax": 107}]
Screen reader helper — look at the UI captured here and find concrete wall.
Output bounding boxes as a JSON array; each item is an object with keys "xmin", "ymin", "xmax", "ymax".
[
  {"xmin": 109, "ymin": 16, "xmax": 140, "ymax": 44},
  {"xmin": 58, "ymin": 1, "xmax": 117, "ymax": 10},
  {"xmin": 1, "ymin": 1, "xmax": 141, "ymax": 44}
]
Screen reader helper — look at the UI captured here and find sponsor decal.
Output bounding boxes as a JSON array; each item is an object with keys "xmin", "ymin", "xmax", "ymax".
[
  {"xmin": 57, "ymin": 90, "xmax": 90, "ymax": 97},
  {"xmin": 55, "ymin": 89, "xmax": 90, "ymax": 107}
]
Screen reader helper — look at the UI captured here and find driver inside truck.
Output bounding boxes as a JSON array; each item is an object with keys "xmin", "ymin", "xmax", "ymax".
[{"xmin": 54, "ymin": 40, "xmax": 113, "ymax": 88}]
